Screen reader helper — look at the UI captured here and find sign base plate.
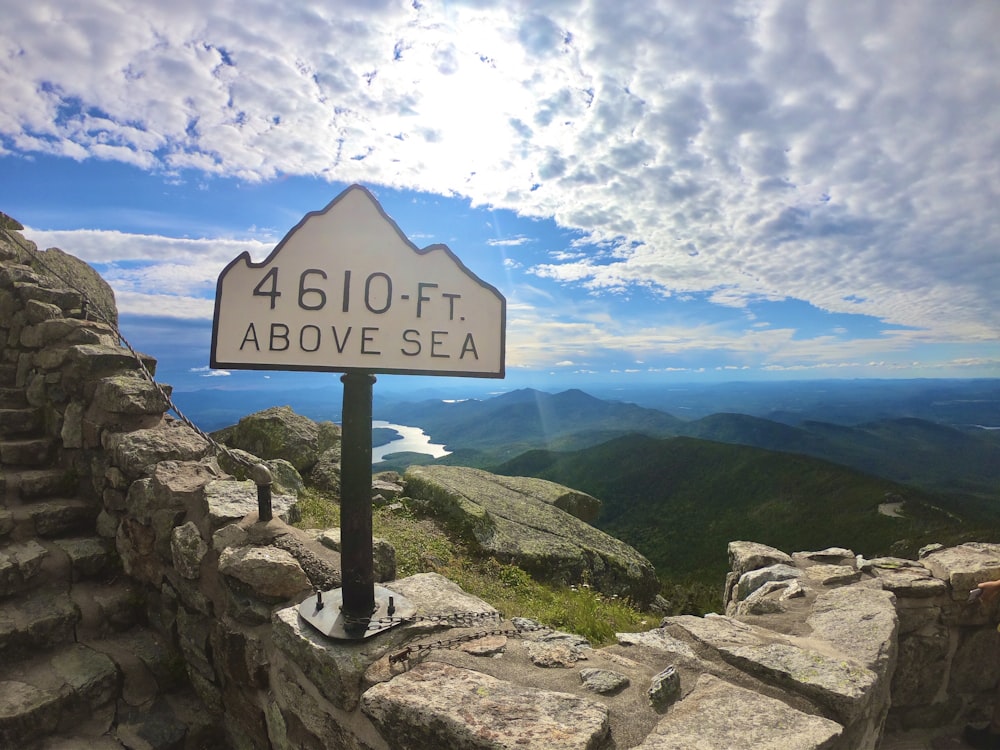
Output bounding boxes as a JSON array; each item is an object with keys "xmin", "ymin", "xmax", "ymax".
[{"xmin": 298, "ymin": 585, "xmax": 416, "ymax": 640}]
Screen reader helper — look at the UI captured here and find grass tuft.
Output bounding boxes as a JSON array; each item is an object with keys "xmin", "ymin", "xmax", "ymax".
[{"xmin": 296, "ymin": 487, "xmax": 341, "ymax": 528}]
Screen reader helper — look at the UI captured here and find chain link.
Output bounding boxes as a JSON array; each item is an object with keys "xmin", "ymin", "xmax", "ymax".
[
  {"xmin": 1, "ymin": 227, "xmax": 255, "ymax": 471},
  {"xmin": 356, "ymin": 610, "xmax": 505, "ymax": 631},
  {"xmin": 387, "ymin": 616, "xmax": 552, "ymax": 664}
]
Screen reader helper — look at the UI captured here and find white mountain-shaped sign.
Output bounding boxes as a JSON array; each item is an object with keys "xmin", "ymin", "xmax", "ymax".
[{"xmin": 211, "ymin": 185, "xmax": 505, "ymax": 377}]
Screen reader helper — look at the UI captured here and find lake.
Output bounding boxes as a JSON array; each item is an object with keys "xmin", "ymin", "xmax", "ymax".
[{"xmin": 372, "ymin": 420, "xmax": 451, "ymax": 463}]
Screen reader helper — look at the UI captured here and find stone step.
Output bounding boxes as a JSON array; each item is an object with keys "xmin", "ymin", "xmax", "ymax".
[
  {"xmin": 53, "ymin": 537, "xmax": 115, "ymax": 582},
  {"xmin": 1, "ymin": 437, "xmax": 55, "ymax": 466},
  {"xmin": 0, "ymin": 539, "xmax": 49, "ymax": 598},
  {"xmin": 71, "ymin": 580, "xmax": 145, "ymax": 639},
  {"xmin": 11, "ymin": 499, "xmax": 97, "ymax": 539},
  {"xmin": 1, "ymin": 467, "xmax": 76, "ymax": 501},
  {"xmin": 0, "ymin": 536, "xmax": 110, "ymax": 600},
  {"xmin": 0, "ymin": 387, "xmax": 28, "ymax": 409},
  {"xmin": 0, "ymin": 536, "xmax": 108, "ymax": 600},
  {"xmin": 0, "ymin": 407, "xmax": 41, "ymax": 437},
  {"xmin": 35, "ymin": 688, "xmax": 225, "ymax": 749},
  {"xmin": 0, "ymin": 642, "xmax": 120, "ymax": 748},
  {"xmin": 0, "ymin": 572, "xmax": 134, "ymax": 670},
  {"xmin": 85, "ymin": 628, "xmax": 190, "ymax": 709},
  {"xmin": 0, "ymin": 586, "xmax": 81, "ymax": 664}
]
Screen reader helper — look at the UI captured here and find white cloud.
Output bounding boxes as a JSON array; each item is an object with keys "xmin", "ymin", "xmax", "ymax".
[
  {"xmin": 20, "ymin": 227, "xmax": 272, "ymax": 317},
  {"xmin": 1, "ymin": 0, "xmax": 997, "ymax": 353},
  {"xmin": 23, "ymin": 228, "xmax": 271, "ymax": 265},
  {"xmin": 488, "ymin": 236, "xmax": 531, "ymax": 247},
  {"xmin": 115, "ymin": 291, "xmax": 215, "ymax": 320},
  {"xmin": 190, "ymin": 365, "xmax": 230, "ymax": 377}
]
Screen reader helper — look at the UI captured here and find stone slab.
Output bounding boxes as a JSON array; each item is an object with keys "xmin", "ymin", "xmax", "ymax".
[
  {"xmin": 272, "ymin": 572, "xmax": 496, "ymax": 712},
  {"xmin": 616, "ymin": 629, "xmax": 699, "ymax": 659},
  {"xmin": 922, "ymin": 543, "xmax": 1000, "ymax": 600},
  {"xmin": 361, "ymin": 660, "xmax": 610, "ymax": 750},
  {"xmin": 668, "ymin": 614, "xmax": 877, "ymax": 723},
  {"xmin": 634, "ymin": 673, "xmax": 842, "ymax": 749},
  {"xmin": 806, "ymin": 586, "xmax": 898, "ymax": 679}
]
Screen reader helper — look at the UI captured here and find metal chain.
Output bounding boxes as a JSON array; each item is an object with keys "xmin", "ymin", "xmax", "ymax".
[
  {"xmin": 1, "ymin": 227, "xmax": 255, "ymax": 471},
  {"xmin": 387, "ymin": 616, "xmax": 552, "ymax": 664},
  {"xmin": 358, "ymin": 610, "xmax": 504, "ymax": 631}
]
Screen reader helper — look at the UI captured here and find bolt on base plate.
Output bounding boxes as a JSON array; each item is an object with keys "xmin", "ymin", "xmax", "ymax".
[{"xmin": 298, "ymin": 585, "xmax": 416, "ymax": 640}]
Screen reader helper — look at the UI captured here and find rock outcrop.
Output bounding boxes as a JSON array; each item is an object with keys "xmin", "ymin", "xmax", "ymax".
[
  {"xmin": 404, "ymin": 464, "xmax": 659, "ymax": 608},
  {"xmin": 214, "ymin": 405, "xmax": 340, "ymax": 473},
  {"xmin": 27, "ymin": 245, "xmax": 119, "ymax": 327},
  {"xmin": 484, "ymin": 473, "xmax": 602, "ymax": 523}
]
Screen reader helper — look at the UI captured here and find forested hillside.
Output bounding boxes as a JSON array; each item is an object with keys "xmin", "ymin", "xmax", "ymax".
[{"xmin": 496, "ymin": 434, "xmax": 1000, "ymax": 583}]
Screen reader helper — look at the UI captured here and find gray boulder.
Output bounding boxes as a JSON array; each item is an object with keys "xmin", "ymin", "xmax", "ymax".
[
  {"xmin": 0, "ymin": 210, "xmax": 23, "ymax": 231},
  {"xmin": 729, "ymin": 541, "xmax": 794, "ymax": 576},
  {"xmin": 218, "ymin": 545, "xmax": 312, "ymax": 602},
  {"xmin": 217, "ymin": 406, "xmax": 339, "ymax": 473},
  {"xmin": 403, "ymin": 465, "xmax": 659, "ymax": 607},
  {"xmin": 31, "ymin": 245, "xmax": 118, "ymax": 326},
  {"xmin": 309, "ymin": 443, "xmax": 342, "ymax": 494},
  {"xmin": 215, "ymin": 447, "xmax": 305, "ymax": 497}
]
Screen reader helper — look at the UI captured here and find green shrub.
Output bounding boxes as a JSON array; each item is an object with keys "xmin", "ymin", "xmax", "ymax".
[{"xmin": 295, "ymin": 487, "xmax": 341, "ymax": 529}]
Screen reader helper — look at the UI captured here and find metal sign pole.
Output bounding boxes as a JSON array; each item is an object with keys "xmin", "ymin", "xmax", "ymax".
[
  {"xmin": 297, "ymin": 369, "xmax": 416, "ymax": 640},
  {"xmin": 339, "ymin": 370, "xmax": 376, "ymax": 625}
]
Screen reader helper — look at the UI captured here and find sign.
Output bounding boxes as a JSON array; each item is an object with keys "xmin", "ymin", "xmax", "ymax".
[{"xmin": 211, "ymin": 184, "xmax": 505, "ymax": 378}]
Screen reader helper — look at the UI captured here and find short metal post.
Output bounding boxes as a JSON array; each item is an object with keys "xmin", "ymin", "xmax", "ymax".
[
  {"xmin": 251, "ymin": 463, "xmax": 274, "ymax": 522},
  {"xmin": 340, "ymin": 371, "xmax": 376, "ymax": 628}
]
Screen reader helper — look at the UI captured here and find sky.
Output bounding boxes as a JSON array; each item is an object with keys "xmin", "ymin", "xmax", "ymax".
[{"xmin": 1, "ymin": 0, "xmax": 998, "ymax": 395}]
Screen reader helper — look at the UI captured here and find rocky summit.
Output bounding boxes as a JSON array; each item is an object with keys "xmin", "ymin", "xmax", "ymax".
[
  {"xmin": 404, "ymin": 464, "xmax": 659, "ymax": 608},
  {"xmin": 3, "ymin": 222, "xmax": 1000, "ymax": 749}
]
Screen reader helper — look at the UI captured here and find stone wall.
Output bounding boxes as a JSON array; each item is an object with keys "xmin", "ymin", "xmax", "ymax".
[
  {"xmin": 1, "ymin": 228, "xmax": 227, "ymax": 747},
  {"xmin": 889, "ymin": 544, "xmax": 1000, "ymax": 729},
  {"xmin": 4, "ymin": 228, "xmax": 1000, "ymax": 749},
  {"xmin": 723, "ymin": 541, "xmax": 1000, "ymax": 736}
]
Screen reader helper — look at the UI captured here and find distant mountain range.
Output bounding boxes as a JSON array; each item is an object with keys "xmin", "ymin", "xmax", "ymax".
[
  {"xmin": 172, "ymin": 382, "xmax": 1000, "ymax": 500},
  {"xmin": 682, "ymin": 413, "xmax": 1000, "ymax": 499},
  {"xmin": 613, "ymin": 378, "xmax": 1000, "ymax": 426},
  {"xmin": 379, "ymin": 388, "xmax": 686, "ymax": 463},
  {"xmin": 374, "ymin": 386, "xmax": 1000, "ymax": 500}
]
